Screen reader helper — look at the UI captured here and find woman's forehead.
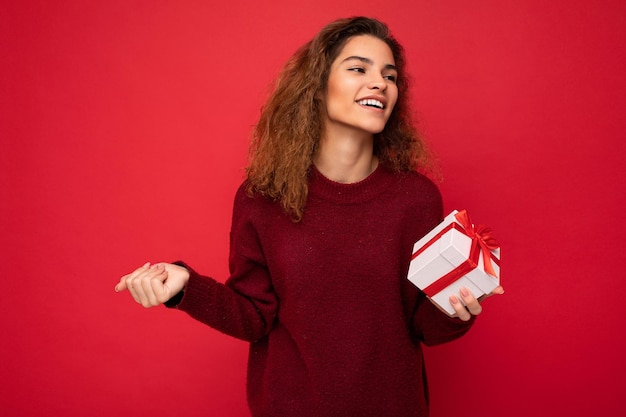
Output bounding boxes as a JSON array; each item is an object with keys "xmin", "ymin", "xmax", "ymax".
[{"xmin": 334, "ymin": 35, "xmax": 395, "ymax": 66}]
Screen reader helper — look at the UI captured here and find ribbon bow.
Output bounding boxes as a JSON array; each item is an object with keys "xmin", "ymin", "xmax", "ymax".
[{"xmin": 454, "ymin": 210, "xmax": 500, "ymax": 277}]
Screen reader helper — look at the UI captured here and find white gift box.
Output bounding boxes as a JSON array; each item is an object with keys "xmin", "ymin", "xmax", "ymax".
[{"xmin": 407, "ymin": 210, "xmax": 501, "ymax": 316}]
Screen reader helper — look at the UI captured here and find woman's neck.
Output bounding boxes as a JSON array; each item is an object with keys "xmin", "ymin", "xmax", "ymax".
[{"xmin": 314, "ymin": 130, "xmax": 378, "ymax": 184}]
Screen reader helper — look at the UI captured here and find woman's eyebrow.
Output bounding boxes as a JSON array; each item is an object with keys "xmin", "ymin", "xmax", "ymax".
[{"xmin": 341, "ymin": 55, "xmax": 397, "ymax": 71}]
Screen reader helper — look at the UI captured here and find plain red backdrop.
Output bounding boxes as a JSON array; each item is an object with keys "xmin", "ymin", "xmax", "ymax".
[{"xmin": 2, "ymin": 1, "xmax": 625, "ymax": 416}]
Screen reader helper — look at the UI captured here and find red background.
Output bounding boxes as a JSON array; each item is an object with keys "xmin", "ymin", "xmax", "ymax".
[{"xmin": 2, "ymin": 1, "xmax": 625, "ymax": 416}]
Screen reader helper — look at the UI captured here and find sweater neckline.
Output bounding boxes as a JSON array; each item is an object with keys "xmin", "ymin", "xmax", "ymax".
[{"xmin": 308, "ymin": 163, "xmax": 393, "ymax": 204}]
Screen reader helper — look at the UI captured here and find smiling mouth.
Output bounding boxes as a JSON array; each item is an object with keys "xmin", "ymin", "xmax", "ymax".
[{"xmin": 356, "ymin": 99, "xmax": 384, "ymax": 109}]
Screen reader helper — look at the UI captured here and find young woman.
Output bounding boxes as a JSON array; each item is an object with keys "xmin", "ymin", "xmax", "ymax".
[{"xmin": 115, "ymin": 16, "xmax": 503, "ymax": 417}]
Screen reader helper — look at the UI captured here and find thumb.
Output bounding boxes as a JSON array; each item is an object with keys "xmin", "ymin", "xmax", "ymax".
[{"xmin": 491, "ymin": 285, "xmax": 505, "ymax": 295}]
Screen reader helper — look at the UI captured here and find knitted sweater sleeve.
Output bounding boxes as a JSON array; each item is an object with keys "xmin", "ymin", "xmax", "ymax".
[
  {"xmin": 411, "ymin": 293, "xmax": 476, "ymax": 346},
  {"xmin": 165, "ymin": 186, "xmax": 278, "ymax": 342}
]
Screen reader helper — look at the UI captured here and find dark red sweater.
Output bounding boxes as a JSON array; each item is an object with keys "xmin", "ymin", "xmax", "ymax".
[{"xmin": 171, "ymin": 165, "xmax": 474, "ymax": 417}]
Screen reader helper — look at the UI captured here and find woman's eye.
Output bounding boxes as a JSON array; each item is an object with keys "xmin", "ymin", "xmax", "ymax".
[
  {"xmin": 384, "ymin": 74, "xmax": 397, "ymax": 82},
  {"xmin": 348, "ymin": 67, "xmax": 366, "ymax": 73}
]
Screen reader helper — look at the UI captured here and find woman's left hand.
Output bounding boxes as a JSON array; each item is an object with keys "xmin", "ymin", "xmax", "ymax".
[{"xmin": 449, "ymin": 286, "xmax": 504, "ymax": 321}]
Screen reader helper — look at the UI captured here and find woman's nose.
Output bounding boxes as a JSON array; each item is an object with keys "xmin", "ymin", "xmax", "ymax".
[{"xmin": 368, "ymin": 75, "xmax": 387, "ymax": 91}]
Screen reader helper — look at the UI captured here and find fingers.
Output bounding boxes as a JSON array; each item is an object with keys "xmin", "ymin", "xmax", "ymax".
[
  {"xmin": 115, "ymin": 262, "xmax": 150, "ymax": 292},
  {"xmin": 116, "ymin": 263, "xmax": 169, "ymax": 308},
  {"xmin": 449, "ymin": 287, "xmax": 482, "ymax": 321},
  {"xmin": 449, "ymin": 294, "xmax": 470, "ymax": 321},
  {"xmin": 460, "ymin": 287, "xmax": 483, "ymax": 316}
]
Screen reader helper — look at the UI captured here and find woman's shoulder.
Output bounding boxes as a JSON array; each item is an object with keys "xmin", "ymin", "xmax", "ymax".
[
  {"xmin": 234, "ymin": 181, "xmax": 264, "ymax": 208},
  {"xmin": 232, "ymin": 181, "xmax": 282, "ymax": 219},
  {"xmin": 388, "ymin": 167, "xmax": 441, "ymax": 198}
]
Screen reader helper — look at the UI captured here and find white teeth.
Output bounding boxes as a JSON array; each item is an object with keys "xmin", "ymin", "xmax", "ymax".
[{"xmin": 357, "ymin": 99, "xmax": 384, "ymax": 109}]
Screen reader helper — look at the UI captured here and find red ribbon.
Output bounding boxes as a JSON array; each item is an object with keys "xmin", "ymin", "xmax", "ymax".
[
  {"xmin": 453, "ymin": 210, "xmax": 500, "ymax": 277},
  {"xmin": 410, "ymin": 210, "xmax": 500, "ymax": 297}
]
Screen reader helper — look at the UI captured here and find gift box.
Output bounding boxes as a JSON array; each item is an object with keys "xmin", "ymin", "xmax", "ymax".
[{"xmin": 407, "ymin": 210, "xmax": 501, "ymax": 316}]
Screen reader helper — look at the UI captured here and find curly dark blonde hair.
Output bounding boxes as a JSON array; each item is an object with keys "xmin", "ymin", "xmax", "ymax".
[{"xmin": 246, "ymin": 16, "xmax": 435, "ymax": 221}]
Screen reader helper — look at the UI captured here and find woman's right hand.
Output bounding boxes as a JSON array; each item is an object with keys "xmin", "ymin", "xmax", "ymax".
[{"xmin": 115, "ymin": 262, "xmax": 190, "ymax": 308}]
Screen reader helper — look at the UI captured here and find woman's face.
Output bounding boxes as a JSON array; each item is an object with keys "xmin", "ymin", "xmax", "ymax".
[{"xmin": 324, "ymin": 35, "xmax": 398, "ymax": 137}]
